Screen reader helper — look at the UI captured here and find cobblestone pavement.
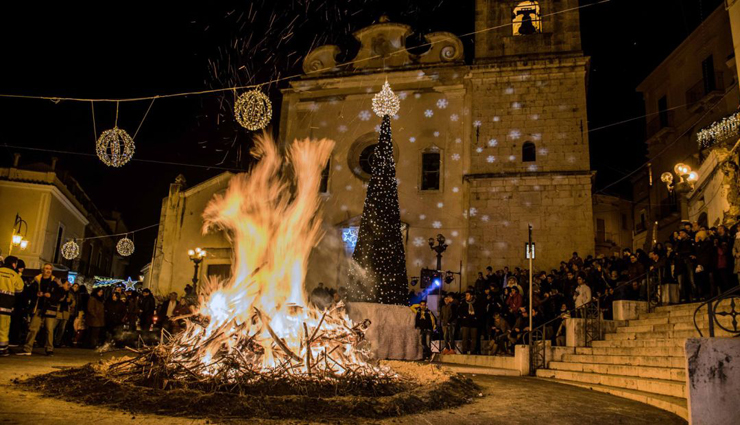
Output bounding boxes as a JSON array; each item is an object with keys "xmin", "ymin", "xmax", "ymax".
[{"xmin": 0, "ymin": 349, "xmax": 686, "ymax": 425}]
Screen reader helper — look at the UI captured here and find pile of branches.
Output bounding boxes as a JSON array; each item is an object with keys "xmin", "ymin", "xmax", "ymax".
[{"xmin": 102, "ymin": 305, "xmax": 405, "ymax": 398}]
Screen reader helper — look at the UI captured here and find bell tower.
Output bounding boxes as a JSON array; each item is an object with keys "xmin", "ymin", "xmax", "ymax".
[
  {"xmin": 465, "ymin": 0, "xmax": 594, "ymax": 277},
  {"xmin": 475, "ymin": 0, "xmax": 583, "ymax": 60}
]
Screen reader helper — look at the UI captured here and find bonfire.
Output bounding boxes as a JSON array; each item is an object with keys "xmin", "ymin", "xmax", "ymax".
[{"xmin": 108, "ymin": 134, "xmax": 397, "ymax": 395}]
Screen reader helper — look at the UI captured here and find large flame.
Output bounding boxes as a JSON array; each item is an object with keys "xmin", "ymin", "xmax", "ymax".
[{"xmin": 171, "ymin": 133, "xmax": 380, "ymax": 378}]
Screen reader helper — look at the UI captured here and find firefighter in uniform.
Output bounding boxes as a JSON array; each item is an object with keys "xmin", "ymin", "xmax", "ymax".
[{"xmin": 0, "ymin": 256, "xmax": 25, "ymax": 356}]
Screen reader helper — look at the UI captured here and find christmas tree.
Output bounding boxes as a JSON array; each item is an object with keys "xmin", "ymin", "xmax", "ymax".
[{"xmin": 348, "ymin": 82, "xmax": 408, "ymax": 304}]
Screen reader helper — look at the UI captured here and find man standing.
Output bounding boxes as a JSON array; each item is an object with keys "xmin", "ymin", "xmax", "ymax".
[
  {"xmin": 19, "ymin": 263, "xmax": 61, "ymax": 356},
  {"xmin": 139, "ymin": 289, "xmax": 156, "ymax": 331},
  {"xmin": 458, "ymin": 291, "xmax": 482, "ymax": 354},
  {"xmin": 439, "ymin": 295, "xmax": 456, "ymax": 354},
  {"xmin": 0, "ymin": 256, "xmax": 24, "ymax": 356},
  {"xmin": 53, "ymin": 280, "xmax": 74, "ymax": 347},
  {"xmin": 414, "ymin": 300, "xmax": 436, "ymax": 360}
]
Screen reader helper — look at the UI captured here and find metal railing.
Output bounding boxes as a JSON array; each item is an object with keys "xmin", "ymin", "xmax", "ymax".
[
  {"xmin": 528, "ymin": 299, "xmax": 601, "ymax": 375},
  {"xmin": 693, "ymin": 285, "xmax": 740, "ymax": 338},
  {"xmin": 528, "ymin": 271, "xmax": 656, "ymax": 375},
  {"xmin": 686, "ymin": 72, "xmax": 724, "ymax": 106}
]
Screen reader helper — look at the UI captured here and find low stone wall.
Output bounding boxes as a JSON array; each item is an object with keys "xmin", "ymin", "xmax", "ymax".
[
  {"xmin": 565, "ymin": 318, "xmax": 624, "ymax": 347},
  {"xmin": 347, "ymin": 302, "xmax": 423, "ymax": 361},
  {"xmin": 685, "ymin": 338, "xmax": 740, "ymax": 425},
  {"xmin": 613, "ymin": 300, "xmax": 649, "ymax": 321}
]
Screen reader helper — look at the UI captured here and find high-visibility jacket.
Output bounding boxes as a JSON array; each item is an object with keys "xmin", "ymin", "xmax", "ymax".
[{"xmin": 0, "ymin": 266, "xmax": 24, "ymax": 315}]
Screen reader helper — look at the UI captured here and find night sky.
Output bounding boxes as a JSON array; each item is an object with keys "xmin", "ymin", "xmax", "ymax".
[{"xmin": 0, "ymin": 0, "xmax": 724, "ymax": 275}]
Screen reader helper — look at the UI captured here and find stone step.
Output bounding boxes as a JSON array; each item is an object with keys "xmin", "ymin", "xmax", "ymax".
[
  {"xmin": 628, "ymin": 316, "xmax": 711, "ymax": 327},
  {"xmin": 591, "ymin": 338, "xmax": 684, "ymax": 348},
  {"xmin": 535, "ymin": 378, "xmax": 688, "ymax": 420},
  {"xmin": 575, "ymin": 345, "xmax": 685, "ymax": 357},
  {"xmin": 438, "ymin": 363, "xmax": 521, "ymax": 376},
  {"xmin": 605, "ymin": 329, "xmax": 735, "ymax": 341},
  {"xmin": 563, "ymin": 353, "xmax": 685, "ymax": 368},
  {"xmin": 535, "ymin": 368, "xmax": 686, "ymax": 398},
  {"xmin": 616, "ymin": 322, "xmax": 710, "ymax": 333},
  {"xmin": 435, "ymin": 354, "xmax": 515, "ymax": 370},
  {"xmin": 548, "ymin": 361, "xmax": 685, "ymax": 381},
  {"xmin": 655, "ymin": 302, "xmax": 705, "ymax": 313}
]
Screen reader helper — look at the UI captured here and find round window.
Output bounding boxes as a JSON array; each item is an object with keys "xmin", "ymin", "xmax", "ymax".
[{"xmin": 358, "ymin": 144, "xmax": 378, "ymax": 175}]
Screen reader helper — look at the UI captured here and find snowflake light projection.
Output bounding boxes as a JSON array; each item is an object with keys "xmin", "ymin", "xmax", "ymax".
[
  {"xmin": 413, "ymin": 237, "xmax": 426, "ymax": 247},
  {"xmin": 487, "ymin": 139, "xmax": 498, "ymax": 147},
  {"xmin": 452, "ymin": 187, "xmax": 459, "ymax": 193},
  {"xmin": 473, "ymin": 120, "xmax": 482, "ymax": 128},
  {"xmin": 419, "ymin": 214, "xmax": 426, "ymax": 220},
  {"xmin": 437, "ymin": 202, "xmax": 444, "ymax": 208},
  {"xmin": 487, "ymin": 156, "xmax": 496, "ymax": 163},
  {"xmin": 436, "ymin": 99, "xmax": 448, "ymax": 109},
  {"xmin": 338, "ymin": 125, "xmax": 348, "ymax": 133},
  {"xmin": 451, "ymin": 153, "xmax": 460, "ymax": 161},
  {"xmin": 469, "ymin": 208, "xmax": 478, "ymax": 217},
  {"xmin": 476, "ymin": 147, "xmax": 483, "ymax": 153},
  {"xmin": 409, "ymin": 137, "xmax": 416, "ymax": 143},
  {"xmin": 424, "ymin": 109, "xmax": 434, "ymax": 118},
  {"xmin": 359, "ymin": 110, "xmax": 372, "ymax": 121},
  {"xmin": 481, "ymin": 215, "xmax": 490, "ymax": 222},
  {"xmin": 450, "ymin": 114, "xmax": 459, "ymax": 122},
  {"xmin": 432, "ymin": 221, "xmax": 442, "ymax": 229},
  {"xmin": 455, "ymin": 138, "xmax": 462, "ymax": 144},
  {"xmin": 433, "ymin": 131, "xmax": 440, "ymax": 137},
  {"xmin": 509, "ymin": 129, "xmax": 521, "ymax": 139}
]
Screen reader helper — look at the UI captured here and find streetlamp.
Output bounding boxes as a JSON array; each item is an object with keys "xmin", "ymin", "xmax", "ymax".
[
  {"xmin": 661, "ymin": 163, "xmax": 699, "ymax": 222},
  {"xmin": 188, "ymin": 247, "xmax": 207, "ymax": 291},
  {"xmin": 9, "ymin": 213, "xmax": 29, "ymax": 255},
  {"xmin": 428, "ymin": 234, "xmax": 448, "ymax": 271}
]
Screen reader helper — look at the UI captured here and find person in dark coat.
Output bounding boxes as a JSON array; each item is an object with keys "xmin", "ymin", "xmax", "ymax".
[
  {"xmin": 139, "ymin": 289, "xmax": 156, "ymax": 331},
  {"xmin": 694, "ymin": 231, "xmax": 716, "ymax": 299},
  {"xmin": 439, "ymin": 295, "xmax": 457, "ymax": 353},
  {"xmin": 104, "ymin": 292, "xmax": 127, "ymax": 344},
  {"xmin": 458, "ymin": 291, "xmax": 483, "ymax": 354},
  {"xmin": 125, "ymin": 290, "xmax": 140, "ymax": 331},
  {"xmin": 86, "ymin": 288, "xmax": 105, "ymax": 348},
  {"xmin": 414, "ymin": 300, "xmax": 436, "ymax": 360}
]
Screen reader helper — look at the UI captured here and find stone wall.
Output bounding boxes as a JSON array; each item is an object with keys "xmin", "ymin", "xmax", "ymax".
[{"xmin": 466, "ymin": 172, "xmax": 594, "ymax": 279}]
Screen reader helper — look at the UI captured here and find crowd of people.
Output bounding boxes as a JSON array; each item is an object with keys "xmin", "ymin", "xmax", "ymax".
[
  {"xmin": 0, "ymin": 259, "xmax": 197, "ymax": 357},
  {"xmin": 412, "ymin": 221, "xmax": 740, "ymax": 358}
]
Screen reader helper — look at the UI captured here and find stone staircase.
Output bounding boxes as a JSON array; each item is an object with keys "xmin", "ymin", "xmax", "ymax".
[{"xmin": 536, "ymin": 301, "xmax": 735, "ymax": 421}]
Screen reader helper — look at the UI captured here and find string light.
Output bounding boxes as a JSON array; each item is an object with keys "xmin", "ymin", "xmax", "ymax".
[
  {"xmin": 234, "ymin": 89, "xmax": 273, "ymax": 131},
  {"xmin": 61, "ymin": 240, "xmax": 80, "ymax": 260},
  {"xmin": 372, "ymin": 81, "xmax": 401, "ymax": 118},
  {"xmin": 116, "ymin": 236, "xmax": 135, "ymax": 257},
  {"xmin": 697, "ymin": 111, "xmax": 740, "ymax": 148},
  {"xmin": 96, "ymin": 127, "xmax": 135, "ymax": 167}
]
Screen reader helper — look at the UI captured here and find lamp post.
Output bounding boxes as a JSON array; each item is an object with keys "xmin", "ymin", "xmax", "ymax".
[
  {"xmin": 188, "ymin": 247, "xmax": 207, "ymax": 292},
  {"xmin": 661, "ymin": 163, "xmax": 699, "ymax": 222},
  {"xmin": 9, "ymin": 213, "xmax": 29, "ymax": 256},
  {"xmin": 428, "ymin": 234, "xmax": 448, "ymax": 271}
]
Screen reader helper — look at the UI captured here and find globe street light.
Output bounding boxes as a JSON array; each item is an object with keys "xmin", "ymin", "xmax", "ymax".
[
  {"xmin": 188, "ymin": 247, "xmax": 207, "ymax": 292},
  {"xmin": 428, "ymin": 234, "xmax": 448, "ymax": 271},
  {"xmin": 662, "ymin": 163, "xmax": 698, "ymax": 222}
]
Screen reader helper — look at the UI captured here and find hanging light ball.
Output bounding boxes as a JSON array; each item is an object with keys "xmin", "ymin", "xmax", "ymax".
[
  {"xmin": 116, "ymin": 237, "xmax": 135, "ymax": 257},
  {"xmin": 61, "ymin": 240, "xmax": 80, "ymax": 260},
  {"xmin": 234, "ymin": 89, "xmax": 273, "ymax": 131},
  {"xmin": 372, "ymin": 81, "xmax": 401, "ymax": 117},
  {"xmin": 96, "ymin": 127, "xmax": 135, "ymax": 167}
]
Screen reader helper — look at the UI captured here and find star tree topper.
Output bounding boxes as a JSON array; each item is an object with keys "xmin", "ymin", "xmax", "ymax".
[{"xmin": 372, "ymin": 81, "xmax": 400, "ymax": 117}]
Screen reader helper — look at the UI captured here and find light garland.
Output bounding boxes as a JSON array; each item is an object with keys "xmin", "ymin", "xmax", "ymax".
[
  {"xmin": 116, "ymin": 237, "xmax": 135, "ymax": 257},
  {"xmin": 234, "ymin": 89, "xmax": 273, "ymax": 131},
  {"xmin": 697, "ymin": 111, "xmax": 740, "ymax": 148},
  {"xmin": 372, "ymin": 81, "xmax": 401, "ymax": 118},
  {"xmin": 96, "ymin": 127, "xmax": 135, "ymax": 167},
  {"xmin": 61, "ymin": 240, "xmax": 80, "ymax": 260}
]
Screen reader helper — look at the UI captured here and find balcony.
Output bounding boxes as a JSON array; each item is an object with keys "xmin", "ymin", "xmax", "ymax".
[
  {"xmin": 686, "ymin": 72, "xmax": 725, "ymax": 112},
  {"xmin": 645, "ymin": 110, "xmax": 675, "ymax": 142}
]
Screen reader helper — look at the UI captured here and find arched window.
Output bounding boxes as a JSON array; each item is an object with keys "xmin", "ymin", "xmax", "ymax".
[
  {"xmin": 522, "ymin": 141, "xmax": 536, "ymax": 162},
  {"xmin": 512, "ymin": 1, "xmax": 542, "ymax": 36}
]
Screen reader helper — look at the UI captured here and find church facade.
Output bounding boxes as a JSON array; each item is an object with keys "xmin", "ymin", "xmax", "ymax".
[
  {"xmin": 149, "ymin": 0, "xmax": 595, "ymax": 295},
  {"xmin": 282, "ymin": 0, "xmax": 594, "ymax": 288}
]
